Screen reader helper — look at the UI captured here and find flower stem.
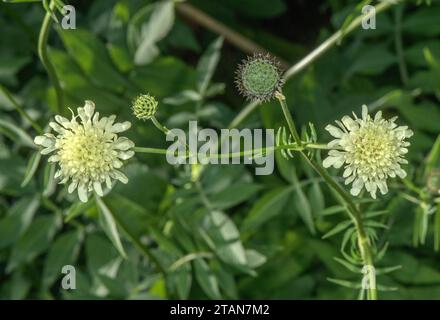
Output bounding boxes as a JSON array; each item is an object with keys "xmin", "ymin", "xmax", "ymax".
[
  {"xmin": 134, "ymin": 142, "xmax": 328, "ymax": 159},
  {"xmin": 150, "ymin": 116, "xmax": 193, "ymax": 158},
  {"xmin": 176, "ymin": 2, "xmax": 288, "ymax": 68},
  {"xmin": 275, "ymin": 92, "xmax": 303, "ymax": 147},
  {"xmin": 133, "ymin": 146, "xmax": 173, "ymax": 155},
  {"xmin": 151, "ymin": 116, "xmax": 169, "ymax": 135},
  {"xmin": 276, "ymin": 93, "xmax": 377, "ymax": 300},
  {"xmin": 38, "ymin": 0, "xmax": 63, "ymax": 114}
]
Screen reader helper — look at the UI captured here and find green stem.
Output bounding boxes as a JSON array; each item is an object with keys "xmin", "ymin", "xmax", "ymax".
[
  {"xmin": 276, "ymin": 92, "xmax": 303, "ymax": 146},
  {"xmin": 168, "ymin": 252, "xmax": 214, "ymax": 272},
  {"xmin": 151, "ymin": 116, "xmax": 169, "ymax": 135},
  {"xmin": 228, "ymin": 0, "xmax": 404, "ymax": 129},
  {"xmin": 38, "ymin": 0, "xmax": 63, "ymax": 114},
  {"xmin": 276, "ymin": 93, "xmax": 377, "ymax": 300},
  {"xmin": 150, "ymin": 116, "xmax": 194, "ymax": 159},
  {"xmin": 228, "ymin": 101, "xmax": 259, "ymax": 129},
  {"xmin": 0, "ymin": 85, "xmax": 43, "ymax": 133},
  {"xmin": 134, "ymin": 143, "xmax": 329, "ymax": 159},
  {"xmin": 133, "ymin": 146, "xmax": 173, "ymax": 155},
  {"xmin": 284, "ymin": 1, "xmax": 399, "ymax": 80}
]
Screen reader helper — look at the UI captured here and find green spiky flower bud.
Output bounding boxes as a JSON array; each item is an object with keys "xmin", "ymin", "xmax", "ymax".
[
  {"xmin": 235, "ymin": 53, "xmax": 284, "ymax": 102},
  {"xmin": 132, "ymin": 94, "xmax": 158, "ymax": 120}
]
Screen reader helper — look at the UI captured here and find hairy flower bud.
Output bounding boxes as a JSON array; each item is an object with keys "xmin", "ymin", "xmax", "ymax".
[{"xmin": 235, "ymin": 53, "xmax": 284, "ymax": 102}]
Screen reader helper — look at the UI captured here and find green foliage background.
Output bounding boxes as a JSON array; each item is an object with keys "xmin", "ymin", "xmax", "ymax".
[{"xmin": 0, "ymin": 0, "xmax": 440, "ymax": 299}]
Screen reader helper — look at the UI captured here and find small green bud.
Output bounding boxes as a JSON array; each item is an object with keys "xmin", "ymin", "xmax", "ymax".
[
  {"xmin": 235, "ymin": 53, "xmax": 284, "ymax": 102},
  {"xmin": 132, "ymin": 94, "xmax": 158, "ymax": 120}
]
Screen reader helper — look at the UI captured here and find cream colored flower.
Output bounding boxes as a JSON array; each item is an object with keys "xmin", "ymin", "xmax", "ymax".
[
  {"xmin": 323, "ymin": 105, "xmax": 413, "ymax": 199},
  {"xmin": 34, "ymin": 101, "xmax": 135, "ymax": 202}
]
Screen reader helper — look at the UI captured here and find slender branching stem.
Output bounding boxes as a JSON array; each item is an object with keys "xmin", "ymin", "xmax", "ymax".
[
  {"xmin": 168, "ymin": 252, "xmax": 214, "ymax": 272},
  {"xmin": 150, "ymin": 116, "xmax": 193, "ymax": 159},
  {"xmin": 133, "ymin": 147, "xmax": 173, "ymax": 155},
  {"xmin": 38, "ymin": 0, "xmax": 63, "ymax": 114},
  {"xmin": 176, "ymin": 2, "xmax": 288, "ymax": 68},
  {"xmin": 134, "ymin": 142, "xmax": 329, "ymax": 159},
  {"xmin": 276, "ymin": 92, "xmax": 378, "ymax": 300},
  {"xmin": 151, "ymin": 116, "xmax": 170, "ymax": 135},
  {"xmin": 228, "ymin": 0, "xmax": 405, "ymax": 129}
]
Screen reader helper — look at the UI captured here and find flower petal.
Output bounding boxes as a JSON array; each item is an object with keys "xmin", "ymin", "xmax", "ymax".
[
  {"xmin": 361, "ymin": 105, "xmax": 369, "ymax": 120},
  {"xmin": 111, "ymin": 170, "xmax": 128, "ymax": 184},
  {"xmin": 325, "ymin": 124, "xmax": 344, "ymax": 138},
  {"xmin": 111, "ymin": 121, "xmax": 131, "ymax": 133},
  {"xmin": 114, "ymin": 137, "xmax": 135, "ymax": 151},
  {"xmin": 78, "ymin": 184, "xmax": 88, "ymax": 203},
  {"xmin": 93, "ymin": 181, "xmax": 103, "ymax": 196}
]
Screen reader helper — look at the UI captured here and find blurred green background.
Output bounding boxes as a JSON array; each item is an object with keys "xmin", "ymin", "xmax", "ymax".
[{"xmin": 0, "ymin": 0, "xmax": 439, "ymax": 299}]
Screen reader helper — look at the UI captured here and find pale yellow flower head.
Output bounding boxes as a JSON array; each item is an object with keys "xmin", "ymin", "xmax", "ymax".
[
  {"xmin": 323, "ymin": 105, "xmax": 413, "ymax": 199},
  {"xmin": 34, "ymin": 101, "xmax": 135, "ymax": 202}
]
